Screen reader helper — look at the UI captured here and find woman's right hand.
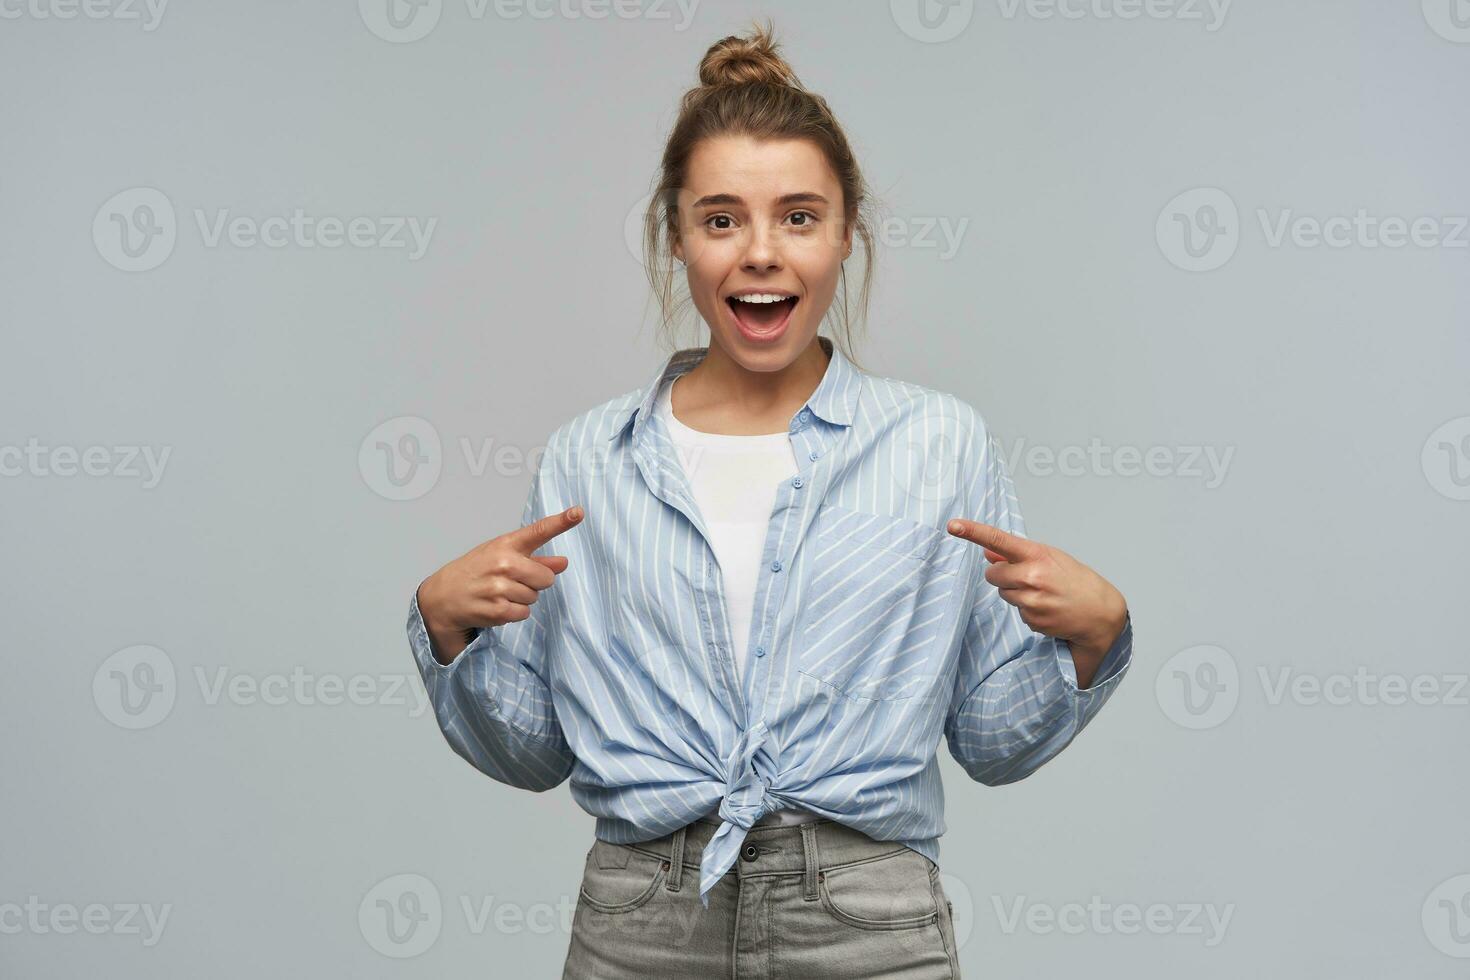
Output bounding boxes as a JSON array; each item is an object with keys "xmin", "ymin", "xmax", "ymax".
[{"xmin": 416, "ymin": 505, "xmax": 584, "ymax": 664}]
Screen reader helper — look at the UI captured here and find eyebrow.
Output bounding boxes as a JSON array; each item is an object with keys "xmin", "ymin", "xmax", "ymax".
[{"xmin": 690, "ymin": 192, "xmax": 830, "ymax": 209}]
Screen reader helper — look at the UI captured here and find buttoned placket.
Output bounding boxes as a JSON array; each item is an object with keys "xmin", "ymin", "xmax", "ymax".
[
  {"xmin": 637, "ymin": 400, "xmax": 837, "ymax": 733},
  {"xmin": 738, "ymin": 408, "xmax": 828, "ymax": 716}
]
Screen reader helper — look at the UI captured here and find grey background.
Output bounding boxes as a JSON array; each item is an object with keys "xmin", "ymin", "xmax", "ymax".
[{"xmin": 3, "ymin": 0, "xmax": 1468, "ymax": 976}]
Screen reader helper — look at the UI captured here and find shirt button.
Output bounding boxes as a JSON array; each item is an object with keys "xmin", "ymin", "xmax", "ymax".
[
  {"xmin": 791, "ymin": 477, "xmax": 803, "ymax": 489},
  {"xmin": 741, "ymin": 843, "xmax": 759, "ymax": 862},
  {"xmin": 808, "ymin": 450, "xmax": 819, "ymax": 461},
  {"xmin": 770, "ymin": 559, "xmax": 782, "ymax": 572},
  {"xmin": 755, "ymin": 645, "xmax": 765, "ymax": 658},
  {"xmin": 799, "ymin": 410, "xmax": 811, "ymax": 421}
]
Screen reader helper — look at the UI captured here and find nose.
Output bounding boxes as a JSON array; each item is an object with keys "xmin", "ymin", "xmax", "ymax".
[{"xmin": 740, "ymin": 222, "xmax": 783, "ymax": 273}]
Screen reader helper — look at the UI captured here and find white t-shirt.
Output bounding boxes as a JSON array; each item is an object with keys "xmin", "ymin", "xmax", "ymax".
[
  {"xmin": 654, "ymin": 376, "xmax": 817, "ymax": 826},
  {"xmin": 656, "ymin": 377, "xmax": 796, "ymax": 679}
]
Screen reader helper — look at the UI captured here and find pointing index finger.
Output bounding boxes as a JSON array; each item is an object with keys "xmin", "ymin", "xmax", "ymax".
[
  {"xmin": 506, "ymin": 505, "xmax": 584, "ymax": 554},
  {"xmin": 946, "ymin": 518, "xmax": 1041, "ymax": 562}
]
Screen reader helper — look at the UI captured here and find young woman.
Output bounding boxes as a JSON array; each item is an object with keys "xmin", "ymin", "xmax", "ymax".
[{"xmin": 409, "ymin": 21, "xmax": 1132, "ymax": 979}]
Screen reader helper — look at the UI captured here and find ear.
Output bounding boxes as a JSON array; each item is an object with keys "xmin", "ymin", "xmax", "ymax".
[
  {"xmin": 671, "ymin": 235, "xmax": 685, "ymax": 265},
  {"xmin": 841, "ymin": 221, "xmax": 854, "ymax": 258}
]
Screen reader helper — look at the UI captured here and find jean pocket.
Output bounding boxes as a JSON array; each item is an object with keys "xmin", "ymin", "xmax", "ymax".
[
  {"xmin": 797, "ymin": 504, "xmax": 960, "ymax": 701},
  {"xmin": 577, "ymin": 842, "xmax": 668, "ymax": 915},
  {"xmin": 817, "ymin": 848, "xmax": 941, "ymax": 931}
]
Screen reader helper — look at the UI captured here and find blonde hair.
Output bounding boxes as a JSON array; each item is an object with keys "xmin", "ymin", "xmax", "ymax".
[{"xmin": 642, "ymin": 18, "xmax": 876, "ymax": 369}]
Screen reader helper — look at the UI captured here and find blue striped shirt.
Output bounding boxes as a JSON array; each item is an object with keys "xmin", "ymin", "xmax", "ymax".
[{"xmin": 407, "ymin": 335, "xmax": 1133, "ymax": 906}]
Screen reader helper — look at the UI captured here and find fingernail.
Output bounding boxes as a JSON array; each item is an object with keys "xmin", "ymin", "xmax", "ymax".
[
  {"xmin": 569, "ymin": 506, "xmax": 583, "ymax": 521},
  {"xmin": 947, "ymin": 520, "xmax": 963, "ymax": 534}
]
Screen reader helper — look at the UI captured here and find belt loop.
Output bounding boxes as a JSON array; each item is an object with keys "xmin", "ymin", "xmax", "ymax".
[
  {"xmin": 665, "ymin": 825, "xmax": 686, "ymax": 892},
  {"xmin": 800, "ymin": 822, "xmax": 820, "ymax": 902}
]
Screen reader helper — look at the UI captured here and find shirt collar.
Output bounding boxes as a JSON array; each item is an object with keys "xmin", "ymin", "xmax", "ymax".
[{"xmin": 609, "ymin": 334, "xmax": 861, "ymax": 444}]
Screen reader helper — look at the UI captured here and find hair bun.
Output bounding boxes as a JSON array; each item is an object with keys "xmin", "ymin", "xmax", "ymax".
[{"xmin": 697, "ymin": 19, "xmax": 801, "ymax": 88}]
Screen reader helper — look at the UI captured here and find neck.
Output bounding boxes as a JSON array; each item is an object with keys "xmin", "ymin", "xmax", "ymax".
[{"xmin": 671, "ymin": 336, "xmax": 830, "ymax": 436}]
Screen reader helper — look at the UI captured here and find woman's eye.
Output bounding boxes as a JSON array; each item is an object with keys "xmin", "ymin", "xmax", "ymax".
[{"xmin": 704, "ymin": 212, "xmax": 817, "ymax": 231}]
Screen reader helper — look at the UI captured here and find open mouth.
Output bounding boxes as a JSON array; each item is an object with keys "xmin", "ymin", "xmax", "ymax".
[{"xmin": 725, "ymin": 294, "xmax": 799, "ymax": 336}]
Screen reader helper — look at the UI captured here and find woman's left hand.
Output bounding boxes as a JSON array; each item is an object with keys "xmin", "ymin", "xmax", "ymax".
[{"xmin": 946, "ymin": 518, "xmax": 1129, "ymax": 688}]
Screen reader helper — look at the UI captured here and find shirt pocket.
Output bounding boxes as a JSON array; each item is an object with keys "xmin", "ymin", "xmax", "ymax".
[{"xmin": 796, "ymin": 503, "xmax": 961, "ymax": 701}]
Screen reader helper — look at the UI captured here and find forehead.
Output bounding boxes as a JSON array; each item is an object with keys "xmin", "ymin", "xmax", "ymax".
[{"xmin": 682, "ymin": 135, "xmax": 837, "ymax": 201}]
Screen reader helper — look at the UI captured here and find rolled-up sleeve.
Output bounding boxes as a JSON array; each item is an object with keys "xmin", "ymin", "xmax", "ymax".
[
  {"xmin": 944, "ymin": 422, "xmax": 1134, "ymax": 786},
  {"xmin": 406, "ymin": 441, "xmax": 575, "ymax": 792}
]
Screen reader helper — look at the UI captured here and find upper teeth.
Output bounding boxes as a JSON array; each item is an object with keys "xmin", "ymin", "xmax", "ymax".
[{"xmin": 733, "ymin": 294, "xmax": 792, "ymax": 304}]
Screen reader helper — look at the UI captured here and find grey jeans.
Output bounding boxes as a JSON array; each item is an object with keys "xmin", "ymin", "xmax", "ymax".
[{"xmin": 560, "ymin": 815, "xmax": 962, "ymax": 979}]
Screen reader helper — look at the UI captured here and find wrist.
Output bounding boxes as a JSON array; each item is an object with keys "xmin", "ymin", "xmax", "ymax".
[
  {"xmin": 1071, "ymin": 590, "xmax": 1128, "ymax": 660},
  {"xmin": 416, "ymin": 577, "xmax": 466, "ymax": 665}
]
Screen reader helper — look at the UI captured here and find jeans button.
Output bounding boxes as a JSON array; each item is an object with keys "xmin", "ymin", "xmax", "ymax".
[{"xmin": 741, "ymin": 843, "xmax": 759, "ymax": 863}]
